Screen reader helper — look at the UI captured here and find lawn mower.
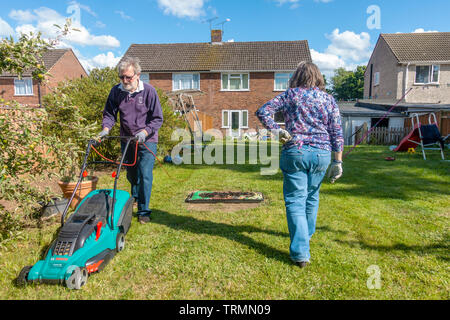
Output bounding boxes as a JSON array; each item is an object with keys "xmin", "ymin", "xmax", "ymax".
[{"xmin": 17, "ymin": 136, "xmax": 137, "ymax": 289}]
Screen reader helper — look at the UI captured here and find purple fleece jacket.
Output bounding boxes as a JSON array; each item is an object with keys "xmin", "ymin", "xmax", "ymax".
[{"xmin": 102, "ymin": 82, "xmax": 163, "ymax": 142}]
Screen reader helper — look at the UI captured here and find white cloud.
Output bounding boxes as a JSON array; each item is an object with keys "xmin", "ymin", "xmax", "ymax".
[
  {"xmin": 413, "ymin": 28, "xmax": 439, "ymax": 33},
  {"xmin": 0, "ymin": 17, "xmax": 15, "ymax": 37},
  {"xmin": 9, "ymin": 6, "xmax": 120, "ymax": 49},
  {"xmin": 9, "ymin": 9, "xmax": 36, "ymax": 24},
  {"xmin": 115, "ymin": 10, "xmax": 133, "ymax": 21},
  {"xmin": 71, "ymin": 48, "xmax": 122, "ymax": 72},
  {"xmin": 312, "ymin": 29, "xmax": 373, "ymax": 79},
  {"xmin": 157, "ymin": 0, "xmax": 206, "ymax": 19},
  {"xmin": 325, "ymin": 28, "xmax": 372, "ymax": 62}
]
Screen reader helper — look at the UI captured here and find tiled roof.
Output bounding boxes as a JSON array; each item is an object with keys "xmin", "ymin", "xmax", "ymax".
[
  {"xmin": 381, "ymin": 32, "xmax": 450, "ymax": 63},
  {"xmin": 121, "ymin": 41, "xmax": 312, "ymax": 72},
  {"xmin": 0, "ymin": 48, "xmax": 69, "ymax": 77}
]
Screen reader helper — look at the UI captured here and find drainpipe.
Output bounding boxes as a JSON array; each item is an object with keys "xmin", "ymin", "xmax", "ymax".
[{"xmin": 404, "ymin": 62, "xmax": 410, "ymax": 102}]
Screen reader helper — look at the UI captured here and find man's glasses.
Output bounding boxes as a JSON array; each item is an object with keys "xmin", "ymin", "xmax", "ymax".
[{"xmin": 119, "ymin": 74, "xmax": 135, "ymax": 81}]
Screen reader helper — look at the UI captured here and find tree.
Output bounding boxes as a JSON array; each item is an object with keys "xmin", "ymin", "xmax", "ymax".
[
  {"xmin": 331, "ymin": 65, "xmax": 366, "ymax": 101},
  {"xmin": 0, "ymin": 18, "xmax": 77, "ymax": 81}
]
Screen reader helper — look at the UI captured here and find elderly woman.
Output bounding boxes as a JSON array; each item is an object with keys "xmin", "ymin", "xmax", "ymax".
[{"xmin": 256, "ymin": 62, "xmax": 344, "ymax": 268}]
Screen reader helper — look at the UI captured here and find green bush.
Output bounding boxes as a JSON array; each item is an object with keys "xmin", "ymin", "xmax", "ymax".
[{"xmin": 43, "ymin": 68, "xmax": 186, "ymax": 161}]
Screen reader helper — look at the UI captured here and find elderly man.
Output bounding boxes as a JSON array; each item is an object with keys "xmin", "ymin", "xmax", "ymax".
[{"xmin": 98, "ymin": 56, "xmax": 163, "ymax": 224}]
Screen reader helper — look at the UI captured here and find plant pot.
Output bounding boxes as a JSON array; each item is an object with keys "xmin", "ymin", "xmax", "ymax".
[
  {"xmin": 39, "ymin": 197, "xmax": 69, "ymax": 218},
  {"xmin": 57, "ymin": 176, "xmax": 98, "ymax": 209}
]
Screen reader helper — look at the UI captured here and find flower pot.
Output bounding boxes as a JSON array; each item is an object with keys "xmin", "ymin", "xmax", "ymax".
[
  {"xmin": 57, "ymin": 176, "xmax": 98, "ymax": 209},
  {"xmin": 39, "ymin": 197, "xmax": 69, "ymax": 218}
]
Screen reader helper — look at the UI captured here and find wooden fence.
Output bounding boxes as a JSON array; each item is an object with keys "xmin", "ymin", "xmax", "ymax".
[{"xmin": 354, "ymin": 125, "xmax": 410, "ymax": 145}]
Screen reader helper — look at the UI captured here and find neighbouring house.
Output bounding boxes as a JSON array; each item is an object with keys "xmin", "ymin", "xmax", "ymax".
[
  {"xmin": 0, "ymin": 48, "xmax": 87, "ymax": 107},
  {"xmin": 359, "ymin": 32, "xmax": 450, "ymax": 137},
  {"xmin": 120, "ymin": 30, "xmax": 312, "ymax": 138}
]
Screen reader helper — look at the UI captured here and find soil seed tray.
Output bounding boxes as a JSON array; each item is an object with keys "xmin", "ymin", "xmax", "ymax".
[{"xmin": 185, "ymin": 191, "xmax": 264, "ymax": 203}]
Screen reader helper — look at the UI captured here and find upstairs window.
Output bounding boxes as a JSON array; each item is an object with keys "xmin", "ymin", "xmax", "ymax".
[
  {"xmin": 14, "ymin": 78, "xmax": 33, "ymax": 96},
  {"xmin": 374, "ymin": 72, "xmax": 380, "ymax": 86},
  {"xmin": 173, "ymin": 73, "xmax": 200, "ymax": 91},
  {"xmin": 221, "ymin": 73, "xmax": 249, "ymax": 91},
  {"xmin": 140, "ymin": 73, "xmax": 150, "ymax": 84},
  {"xmin": 274, "ymin": 73, "xmax": 293, "ymax": 91},
  {"xmin": 415, "ymin": 65, "xmax": 440, "ymax": 84}
]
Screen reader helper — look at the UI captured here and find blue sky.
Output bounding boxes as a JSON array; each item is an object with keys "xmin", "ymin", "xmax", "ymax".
[{"xmin": 0, "ymin": 0, "xmax": 449, "ymax": 77}]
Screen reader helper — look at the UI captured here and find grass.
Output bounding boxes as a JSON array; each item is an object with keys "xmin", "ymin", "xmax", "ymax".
[{"xmin": 0, "ymin": 144, "xmax": 449, "ymax": 299}]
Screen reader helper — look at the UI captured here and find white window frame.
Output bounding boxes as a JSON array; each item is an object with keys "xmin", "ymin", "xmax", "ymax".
[
  {"xmin": 374, "ymin": 72, "xmax": 380, "ymax": 86},
  {"xmin": 221, "ymin": 73, "xmax": 250, "ymax": 91},
  {"xmin": 140, "ymin": 73, "xmax": 150, "ymax": 84},
  {"xmin": 222, "ymin": 110, "xmax": 249, "ymax": 129},
  {"xmin": 222, "ymin": 110, "xmax": 230, "ymax": 128},
  {"xmin": 274, "ymin": 73, "xmax": 293, "ymax": 91},
  {"xmin": 414, "ymin": 65, "xmax": 440, "ymax": 85},
  {"xmin": 172, "ymin": 73, "xmax": 200, "ymax": 91},
  {"xmin": 14, "ymin": 77, "xmax": 33, "ymax": 96}
]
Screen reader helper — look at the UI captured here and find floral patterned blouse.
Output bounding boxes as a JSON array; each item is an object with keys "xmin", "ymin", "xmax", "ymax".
[{"xmin": 256, "ymin": 87, "xmax": 344, "ymax": 152}]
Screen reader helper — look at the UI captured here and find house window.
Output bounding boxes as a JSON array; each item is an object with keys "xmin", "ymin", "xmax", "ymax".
[
  {"xmin": 222, "ymin": 110, "xmax": 248, "ymax": 128},
  {"xmin": 14, "ymin": 78, "xmax": 33, "ymax": 96},
  {"xmin": 140, "ymin": 73, "xmax": 150, "ymax": 84},
  {"xmin": 173, "ymin": 73, "xmax": 200, "ymax": 91},
  {"xmin": 221, "ymin": 73, "xmax": 249, "ymax": 91},
  {"xmin": 274, "ymin": 73, "xmax": 293, "ymax": 91},
  {"xmin": 374, "ymin": 72, "xmax": 380, "ymax": 86},
  {"xmin": 241, "ymin": 110, "xmax": 248, "ymax": 128},
  {"xmin": 415, "ymin": 65, "xmax": 440, "ymax": 84},
  {"xmin": 222, "ymin": 110, "xmax": 229, "ymax": 128}
]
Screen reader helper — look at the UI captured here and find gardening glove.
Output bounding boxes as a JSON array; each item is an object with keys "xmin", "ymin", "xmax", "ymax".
[
  {"xmin": 135, "ymin": 130, "xmax": 148, "ymax": 143},
  {"xmin": 277, "ymin": 129, "xmax": 292, "ymax": 144},
  {"xmin": 97, "ymin": 128, "xmax": 109, "ymax": 140},
  {"xmin": 327, "ymin": 160, "xmax": 343, "ymax": 183}
]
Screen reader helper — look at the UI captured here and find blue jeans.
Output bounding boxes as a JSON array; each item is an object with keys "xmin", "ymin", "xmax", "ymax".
[
  {"xmin": 121, "ymin": 141, "xmax": 157, "ymax": 217},
  {"xmin": 280, "ymin": 145, "xmax": 331, "ymax": 262}
]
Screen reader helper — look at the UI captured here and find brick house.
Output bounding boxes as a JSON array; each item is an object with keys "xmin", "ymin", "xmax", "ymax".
[
  {"xmin": 121, "ymin": 31, "xmax": 312, "ymax": 138},
  {"xmin": 362, "ymin": 32, "xmax": 450, "ymax": 136},
  {"xmin": 0, "ymin": 48, "xmax": 87, "ymax": 106},
  {"xmin": 364, "ymin": 32, "xmax": 450, "ymax": 103}
]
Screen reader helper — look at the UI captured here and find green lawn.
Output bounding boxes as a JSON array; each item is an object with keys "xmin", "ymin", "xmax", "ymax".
[{"xmin": 1, "ymin": 144, "xmax": 449, "ymax": 299}]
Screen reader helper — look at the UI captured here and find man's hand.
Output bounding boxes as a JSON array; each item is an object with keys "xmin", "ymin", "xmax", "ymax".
[
  {"xmin": 327, "ymin": 160, "xmax": 343, "ymax": 183},
  {"xmin": 277, "ymin": 129, "xmax": 292, "ymax": 144},
  {"xmin": 97, "ymin": 128, "xmax": 109, "ymax": 140},
  {"xmin": 135, "ymin": 130, "xmax": 148, "ymax": 143}
]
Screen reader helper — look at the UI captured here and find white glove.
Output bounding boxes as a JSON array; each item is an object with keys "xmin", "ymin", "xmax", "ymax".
[
  {"xmin": 97, "ymin": 127, "xmax": 109, "ymax": 139},
  {"xmin": 327, "ymin": 160, "xmax": 343, "ymax": 183},
  {"xmin": 277, "ymin": 129, "xmax": 292, "ymax": 144},
  {"xmin": 135, "ymin": 130, "xmax": 148, "ymax": 143}
]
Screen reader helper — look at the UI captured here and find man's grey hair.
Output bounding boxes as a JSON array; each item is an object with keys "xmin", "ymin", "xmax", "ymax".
[{"xmin": 117, "ymin": 56, "xmax": 142, "ymax": 75}]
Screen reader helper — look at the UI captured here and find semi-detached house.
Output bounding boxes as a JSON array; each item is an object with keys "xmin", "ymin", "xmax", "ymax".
[
  {"xmin": 0, "ymin": 48, "xmax": 87, "ymax": 107},
  {"xmin": 120, "ymin": 30, "xmax": 312, "ymax": 138}
]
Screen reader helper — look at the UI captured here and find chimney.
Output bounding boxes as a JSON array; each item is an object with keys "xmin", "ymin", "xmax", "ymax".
[{"xmin": 211, "ymin": 29, "xmax": 222, "ymax": 43}]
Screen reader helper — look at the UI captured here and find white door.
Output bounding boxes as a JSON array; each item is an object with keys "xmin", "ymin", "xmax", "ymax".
[{"xmin": 229, "ymin": 111, "xmax": 241, "ymax": 138}]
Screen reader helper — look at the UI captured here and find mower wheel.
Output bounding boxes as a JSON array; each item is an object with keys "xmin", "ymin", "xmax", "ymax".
[
  {"xmin": 116, "ymin": 232, "xmax": 125, "ymax": 252},
  {"xmin": 17, "ymin": 265, "xmax": 32, "ymax": 286},
  {"xmin": 66, "ymin": 266, "xmax": 88, "ymax": 290}
]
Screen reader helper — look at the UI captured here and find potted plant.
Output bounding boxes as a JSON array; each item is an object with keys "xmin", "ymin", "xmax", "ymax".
[
  {"xmin": 55, "ymin": 137, "xmax": 98, "ymax": 209},
  {"xmin": 42, "ymin": 99, "xmax": 98, "ymax": 209}
]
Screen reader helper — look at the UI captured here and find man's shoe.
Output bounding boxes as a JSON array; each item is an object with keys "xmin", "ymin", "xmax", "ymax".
[
  {"xmin": 296, "ymin": 261, "xmax": 309, "ymax": 268},
  {"xmin": 138, "ymin": 215, "xmax": 151, "ymax": 224}
]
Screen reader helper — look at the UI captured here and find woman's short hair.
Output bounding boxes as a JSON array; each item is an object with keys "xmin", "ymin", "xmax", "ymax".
[
  {"xmin": 117, "ymin": 56, "xmax": 142, "ymax": 75},
  {"xmin": 289, "ymin": 61, "xmax": 325, "ymax": 91}
]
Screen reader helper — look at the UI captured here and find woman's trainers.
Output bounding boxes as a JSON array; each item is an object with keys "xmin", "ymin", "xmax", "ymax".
[
  {"xmin": 296, "ymin": 261, "xmax": 309, "ymax": 268},
  {"xmin": 138, "ymin": 215, "xmax": 151, "ymax": 224}
]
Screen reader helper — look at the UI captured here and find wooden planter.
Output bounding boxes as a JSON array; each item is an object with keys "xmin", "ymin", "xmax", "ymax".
[{"xmin": 57, "ymin": 176, "xmax": 99, "ymax": 209}]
